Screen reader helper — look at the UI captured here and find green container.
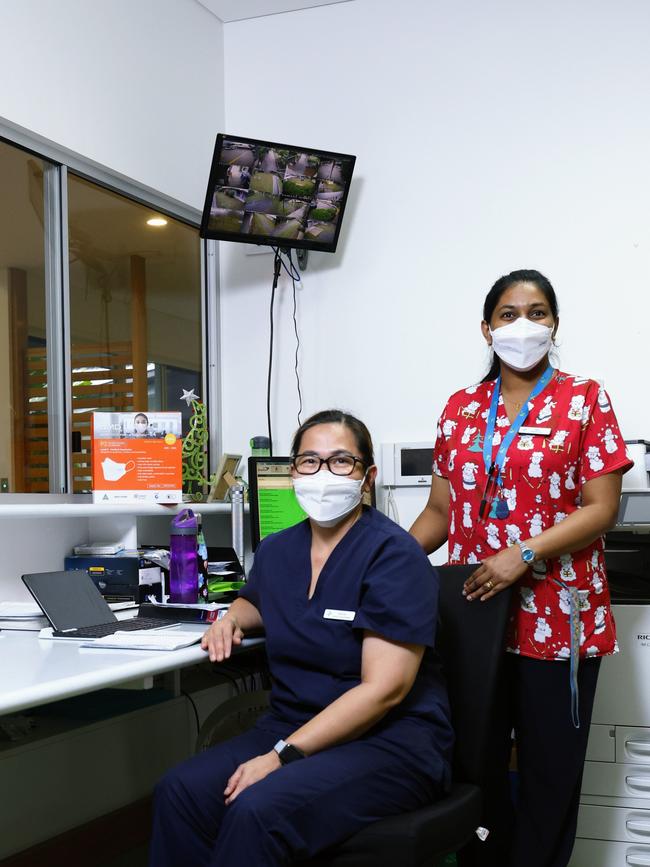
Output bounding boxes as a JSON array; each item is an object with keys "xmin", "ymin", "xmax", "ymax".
[{"xmin": 250, "ymin": 435, "xmax": 271, "ymax": 457}]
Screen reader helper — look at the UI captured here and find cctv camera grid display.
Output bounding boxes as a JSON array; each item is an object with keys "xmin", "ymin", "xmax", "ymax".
[{"xmin": 206, "ymin": 138, "xmax": 354, "ymax": 247}]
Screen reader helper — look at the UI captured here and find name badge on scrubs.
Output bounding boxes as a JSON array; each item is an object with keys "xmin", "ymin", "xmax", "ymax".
[
  {"xmin": 519, "ymin": 426, "xmax": 552, "ymax": 436},
  {"xmin": 323, "ymin": 609, "xmax": 356, "ymax": 621}
]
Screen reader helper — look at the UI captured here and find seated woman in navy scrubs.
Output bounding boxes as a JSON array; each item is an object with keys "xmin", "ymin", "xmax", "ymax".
[{"xmin": 150, "ymin": 410, "xmax": 453, "ymax": 867}]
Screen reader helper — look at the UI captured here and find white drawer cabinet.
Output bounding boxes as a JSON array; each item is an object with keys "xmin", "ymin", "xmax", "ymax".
[
  {"xmin": 575, "ymin": 604, "xmax": 650, "ymax": 865},
  {"xmin": 587, "ymin": 724, "xmax": 616, "ymax": 762},
  {"xmin": 571, "ymin": 838, "xmax": 650, "ymax": 867},
  {"xmin": 618, "ymin": 729, "xmax": 650, "ymax": 765},
  {"xmin": 583, "ymin": 762, "xmax": 650, "ymax": 799},
  {"xmin": 578, "ymin": 804, "xmax": 650, "ymax": 843}
]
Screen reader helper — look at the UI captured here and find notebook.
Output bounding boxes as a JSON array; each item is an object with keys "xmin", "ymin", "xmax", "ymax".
[
  {"xmin": 21, "ymin": 570, "xmax": 182, "ymax": 639},
  {"xmin": 80, "ymin": 629, "xmax": 205, "ymax": 651}
]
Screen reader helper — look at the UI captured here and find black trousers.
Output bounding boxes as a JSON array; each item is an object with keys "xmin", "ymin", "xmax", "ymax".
[{"xmin": 459, "ymin": 653, "xmax": 601, "ymax": 867}]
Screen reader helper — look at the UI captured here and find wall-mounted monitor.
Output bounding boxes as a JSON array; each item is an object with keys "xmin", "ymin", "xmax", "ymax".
[{"xmin": 200, "ymin": 134, "xmax": 356, "ymax": 253}]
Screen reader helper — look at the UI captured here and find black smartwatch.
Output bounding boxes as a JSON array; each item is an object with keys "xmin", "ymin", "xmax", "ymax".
[{"xmin": 273, "ymin": 739, "xmax": 305, "ymax": 765}]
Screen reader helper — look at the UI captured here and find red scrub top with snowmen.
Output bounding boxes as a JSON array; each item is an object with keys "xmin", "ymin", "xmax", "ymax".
[{"xmin": 432, "ymin": 371, "xmax": 632, "ymax": 661}]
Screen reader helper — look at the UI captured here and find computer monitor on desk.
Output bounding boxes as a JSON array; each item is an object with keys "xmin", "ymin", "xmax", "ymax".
[
  {"xmin": 248, "ymin": 457, "xmax": 307, "ymax": 550},
  {"xmin": 248, "ymin": 456, "xmax": 377, "ymax": 551}
]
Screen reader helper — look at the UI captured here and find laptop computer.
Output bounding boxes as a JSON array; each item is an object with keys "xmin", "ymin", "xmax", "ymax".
[{"xmin": 22, "ymin": 570, "xmax": 179, "ymax": 639}]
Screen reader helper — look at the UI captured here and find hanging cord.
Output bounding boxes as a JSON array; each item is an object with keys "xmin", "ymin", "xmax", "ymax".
[
  {"xmin": 385, "ymin": 485, "xmax": 401, "ymax": 525},
  {"xmin": 209, "ymin": 666, "xmax": 242, "ymax": 694},
  {"xmin": 279, "ymin": 248, "xmax": 302, "ymax": 282},
  {"xmin": 266, "ymin": 249, "xmax": 282, "ymax": 456},
  {"xmin": 287, "ymin": 249, "xmax": 303, "ymax": 426},
  {"xmin": 181, "ymin": 690, "xmax": 200, "ymax": 738}
]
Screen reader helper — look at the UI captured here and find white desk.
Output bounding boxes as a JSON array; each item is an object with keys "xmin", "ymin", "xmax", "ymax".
[
  {"xmin": 0, "ymin": 627, "xmax": 265, "ymax": 859},
  {"xmin": 0, "ymin": 628, "xmax": 264, "ymax": 716}
]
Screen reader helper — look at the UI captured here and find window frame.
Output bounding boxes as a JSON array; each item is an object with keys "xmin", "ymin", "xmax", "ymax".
[{"xmin": 0, "ymin": 116, "xmax": 220, "ymax": 494}]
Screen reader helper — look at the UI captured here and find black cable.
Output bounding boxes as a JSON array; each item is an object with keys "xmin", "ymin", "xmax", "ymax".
[
  {"xmin": 181, "ymin": 690, "xmax": 200, "ymax": 739},
  {"xmin": 278, "ymin": 248, "xmax": 302, "ymax": 282},
  {"xmin": 266, "ymin": 248, "xmax": 282, "ymax": 457},
  {"xmin": 288, "ymin": 249, "xmax": 303, "ymax": 426},
  {"xmin": 219, "ymin": 661, "xmax": 257, "ymax": 693},
  {"xmin": 209, "ymin": 668, "xmax": 241, "ymax": 694},
  {"xmin": 219, "ymin": 665, "xmax": 248, "ymax": 692}
]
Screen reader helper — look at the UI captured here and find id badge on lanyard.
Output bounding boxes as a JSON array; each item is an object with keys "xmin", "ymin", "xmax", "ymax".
[{"xmin": 478, "ymin": 364, "xmax": 554, "ymax": 523}]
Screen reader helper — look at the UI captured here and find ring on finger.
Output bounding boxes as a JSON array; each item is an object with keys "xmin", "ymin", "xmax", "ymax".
[{"xmin": 484, "ymin": 579, "xmax": 494, "ymax": 591}]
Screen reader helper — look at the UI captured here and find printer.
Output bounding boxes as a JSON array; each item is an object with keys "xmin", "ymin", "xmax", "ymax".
[{"xmin": 573, "ymin": 490, "xmax": 650, "ymax": 865}]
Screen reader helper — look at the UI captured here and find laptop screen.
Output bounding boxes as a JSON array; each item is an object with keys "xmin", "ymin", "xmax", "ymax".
[{"xmin": 22, "ymin": 571, "xmax": 117, "ymax": 631}]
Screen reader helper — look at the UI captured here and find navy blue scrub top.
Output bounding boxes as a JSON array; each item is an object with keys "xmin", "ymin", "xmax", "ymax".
[{"xmin": 238, "ymin": 507, "xmax": 453, "ymax": 775}]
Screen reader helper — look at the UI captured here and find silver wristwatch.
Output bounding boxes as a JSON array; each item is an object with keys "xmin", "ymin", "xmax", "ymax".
[{"xmin": 517, "ymin": 540, "xmax": 536, "ymax": 564}]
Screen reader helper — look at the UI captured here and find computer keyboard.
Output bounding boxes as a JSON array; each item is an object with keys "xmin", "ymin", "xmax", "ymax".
[{"xmin": 53, "ymin": 617, "xmax": 172, "ymax": 639}]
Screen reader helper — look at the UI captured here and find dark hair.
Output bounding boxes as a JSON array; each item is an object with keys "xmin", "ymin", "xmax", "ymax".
[
  {"xmin": 291, "ymin": 409, "xmax": 374, "ymax": 468},
  {"xmin": 482, "ymin": 269, "xmax": 559, "ymax": 382}
]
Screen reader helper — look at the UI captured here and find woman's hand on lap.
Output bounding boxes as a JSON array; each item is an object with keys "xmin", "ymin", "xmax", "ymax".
[
  {"xmin": 224, "ymin": 751, "xmax": 281, "ymax": 804},
  {"xmin": 463, "ymin": 545, "xmax": 528, "ymax": 601}
]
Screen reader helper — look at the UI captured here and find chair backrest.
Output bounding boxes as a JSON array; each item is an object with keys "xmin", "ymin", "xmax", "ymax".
[{"xmin": 436, "ymin": 564, "xmax": 512, "ymax": 787}]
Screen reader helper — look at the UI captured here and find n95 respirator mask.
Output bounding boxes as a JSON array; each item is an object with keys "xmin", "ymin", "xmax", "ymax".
[
  {"xmin": 489, "ymin": 317, "xmax": 553, "ymax": 372},
  {"xmin": 293, "ymin": 471, "xmax": 364, "ymax": 528}
]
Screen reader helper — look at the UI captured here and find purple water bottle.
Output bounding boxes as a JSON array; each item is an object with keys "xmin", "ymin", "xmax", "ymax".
[{"xmin": 169, "ymin": 509, "xmax": 199, "ymax": 603}]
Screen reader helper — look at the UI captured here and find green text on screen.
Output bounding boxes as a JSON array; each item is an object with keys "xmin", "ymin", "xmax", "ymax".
[{"xmin": 258, "ymin": 488, "xmax": 307, "ymax": 539}]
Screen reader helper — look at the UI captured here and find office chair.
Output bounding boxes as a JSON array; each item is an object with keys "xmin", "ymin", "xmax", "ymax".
[
  {"xmin": 301, "ymin": 564, "xmax": 512, "ymax": 867},
  {"xmin": 196, "ymin": 566, "xmax": 511, "ymax": 867}
]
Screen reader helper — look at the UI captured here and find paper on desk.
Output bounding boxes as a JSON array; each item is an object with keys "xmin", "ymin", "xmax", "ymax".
[
  {"xmin": 146, "ymin": 596, "xmax": 229, "ymax": 611},
  {"xmin": 80, "ymin": 629, "xmax": 207, "ymax": 651},
  {"xmin": 108, "ymin": 601, "xmax": 140, "ymax": 611},
  {"xmin": 0, "ymin": 601, "xmax": 44, "ymax": 619}
]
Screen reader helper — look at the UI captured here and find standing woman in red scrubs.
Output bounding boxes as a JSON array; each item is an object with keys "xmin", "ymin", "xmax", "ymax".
[{"xmin": 410, "ymin": 269, "xmax": 632, "ymax": 867}]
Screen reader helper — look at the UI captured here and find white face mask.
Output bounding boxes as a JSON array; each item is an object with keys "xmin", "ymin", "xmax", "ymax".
[
  {"xmin": 134, "ymin": 422, "xmax": 147, "ymax": 434},
  {"xmin": 101, "ymin": 457, "xmax": 136, "ymax": 482},
  {"xmin": 293, "ymin": 470, "xmax": 365, "ymax": 528},
  {"xmin": 489, "ymin": 317, "xmax": 553, "ymax": 372}
]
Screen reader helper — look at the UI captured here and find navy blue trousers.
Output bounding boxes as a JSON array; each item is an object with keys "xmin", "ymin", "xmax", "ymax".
[
  {"xmin": 149, "ymin": 724, "xmax": 442, "ymax": 866},
  {"xmin": 459, "ymin": 654, "xmax": 601, "ymax": 867}
]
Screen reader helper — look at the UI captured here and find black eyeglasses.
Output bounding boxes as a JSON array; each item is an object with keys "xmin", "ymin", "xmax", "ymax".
[{"xmin": 293, "ymin": 453, "xmax": 365, "ymax": 476}]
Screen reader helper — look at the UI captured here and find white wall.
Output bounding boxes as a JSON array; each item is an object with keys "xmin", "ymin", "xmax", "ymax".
[
  {"xmin": 221, "ymin": 0, "xmax": 650, "ymax": 526},
  {"xmin": 0, "ymin": 0, "xmax": 224, "ymax": 207},
  {"xmin": 0, "ymin": 0, "xmax": 227, "ymax": 597}
]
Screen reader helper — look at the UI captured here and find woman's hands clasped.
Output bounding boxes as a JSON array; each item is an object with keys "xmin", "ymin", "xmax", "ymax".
[
  {"xmin": 224, "ymin": 750, "xmax": 281, "ymax": 805},
  {"xmin": 463, "ymin": 544, "xmax": 529, "ymax": 602},
  {"xmin": 201, "ymin": 614, "xmax": 244, "ymax": 662}
]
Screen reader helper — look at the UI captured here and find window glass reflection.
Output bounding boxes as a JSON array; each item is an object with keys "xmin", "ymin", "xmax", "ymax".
[
  {"xmin": 67, "ymin": 175, "xmax": 202, "ymax": 493},
  {"xmin": 0, "ymin": 141, "xmax": 48, "ymax": 492}
]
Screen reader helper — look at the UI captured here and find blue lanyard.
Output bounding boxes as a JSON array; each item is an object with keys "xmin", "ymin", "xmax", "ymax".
[
  {"xmin": 552, "ymin": 578, "xmax": 581, "ymax": 729},
  {"xmin": 482, "ymin": 364, "xmax": 555, "ymax": 483}
]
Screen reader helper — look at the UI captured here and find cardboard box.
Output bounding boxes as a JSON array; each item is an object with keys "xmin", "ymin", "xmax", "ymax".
[
  {"xmin": 91, "ymin": 411, "xmax": 183, "ymax": 504},
  {"xmin": 65, "ymin": 551, "xmax": 162, "ymax": 603}
]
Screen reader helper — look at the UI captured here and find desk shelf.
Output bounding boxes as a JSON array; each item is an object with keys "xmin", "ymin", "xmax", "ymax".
[
  {"xmin": 0, "ymin": 495, "xmax": 246, "ymax": 519},
  {"xmin": 0, "ymin": 497, "xmax": 249, "ymax": 600}
]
